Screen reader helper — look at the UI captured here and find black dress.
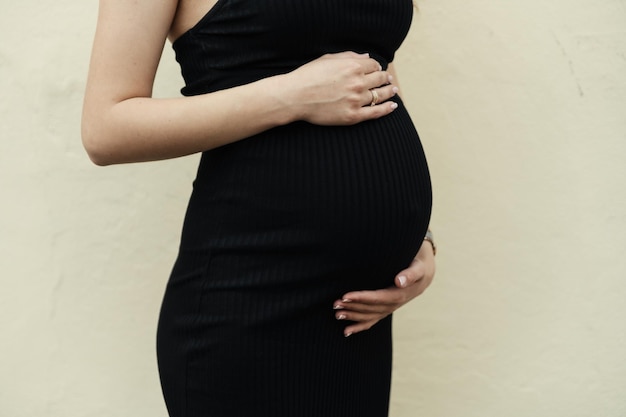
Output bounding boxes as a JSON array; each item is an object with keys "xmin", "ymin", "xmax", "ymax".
[{"xmin": 156, "ymin": 0, "xmax": 432, "ymax": 416}]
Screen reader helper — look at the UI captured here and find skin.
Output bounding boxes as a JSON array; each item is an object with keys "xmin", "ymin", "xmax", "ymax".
[{"xmin": 83, "ymin": 0, "xmax": 435, "ymax": 337}]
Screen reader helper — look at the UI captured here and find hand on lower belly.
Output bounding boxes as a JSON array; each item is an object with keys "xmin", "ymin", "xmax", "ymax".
[{"xmin": 332, "ymin": 240, "xmax": 436, "ymax": 337}]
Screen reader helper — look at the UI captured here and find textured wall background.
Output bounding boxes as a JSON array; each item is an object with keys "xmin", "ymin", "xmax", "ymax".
[{"xmin": 1, "ymin": 0, "xmax": 625, "ymax": 416}]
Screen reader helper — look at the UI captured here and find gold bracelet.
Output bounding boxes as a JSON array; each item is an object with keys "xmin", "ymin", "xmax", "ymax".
[{"xmin": 423, "ymin": 229, "xmax": 437, "ymax": 256}]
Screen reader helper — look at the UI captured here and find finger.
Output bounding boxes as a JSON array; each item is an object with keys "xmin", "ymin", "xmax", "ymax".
[
  {"xmin": 334, "ymin": 300, "xmax": 390, "ymax": 314},
  {"xmin": 363, "ymin": 69, "xmax": 393, "ymax": 88},
  {"xmin": 362, "ymin": 85, "xmax": 398, "ymax": 107},
  {"xmin": 336, "ymin": 309, "xmax": 387, "ymax": 322},
  {"xmin": 343, "ymin": 320, "xmax": 380, "ymax": 337},
  {"xmin": 395, "ymin": 258, "xmax": 426, "ymax": 289},
  {"xmin": 357, "ymin": 58, "xmax": 384, "ymax": 75},
  {"xmin": 339, "ymin": 287, "xmax": 406, "ymax": 306},
  {"xmin": 351, "ymin": 101, "xmax": 398, "ymax": 123},
  {"xmin": 326, "ymin": 54, "xmax": 381, "ymax": 72}
]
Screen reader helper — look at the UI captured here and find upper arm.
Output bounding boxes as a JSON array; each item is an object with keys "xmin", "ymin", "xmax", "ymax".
[{"xmin": 84, "ymin": 0, "xmax": 178, "ymax": 110}]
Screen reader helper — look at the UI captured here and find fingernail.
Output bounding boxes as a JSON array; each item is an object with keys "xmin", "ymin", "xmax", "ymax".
[
  {"xmin": 388, "ymin": 75, "xmax": 394, "ymax": 83},
  {"xmin": 390, "ymin": 102, "xmax": 398, "ymax": 110},
  {"xmin": 333, "ymin": 304, "xmax": 344, "ymax": 310},
  {"xmin": 345, "ymin": 332, "xmax": 353, "ymax": 338},
  {"xmin": 392, "ymin": 86, "xmax": 399, "ymax": 95},
  {"xmin": 398, "ymin": 275, "xmax": 407, "ymax": 288},
  {"xmin": 342, "ymin": 298, "xmax": 353, "ymax": 303},
  {"xmin": 361, "ymin": 52, "xmax": 370, "ymax": 57},
  {"xmin": 337, "ymin": 314, "xmax": 347, "ymax": 320}
]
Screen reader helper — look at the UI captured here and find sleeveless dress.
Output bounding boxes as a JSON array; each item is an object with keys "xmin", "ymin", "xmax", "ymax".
[{"xmin": 156, "ymin": 1, "xmax": 432, "ymax": 416}]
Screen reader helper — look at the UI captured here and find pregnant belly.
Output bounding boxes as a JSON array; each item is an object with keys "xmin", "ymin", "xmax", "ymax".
[{"xmin": 179, "ymin": 101, "xmax": 432, "ymax": 290}]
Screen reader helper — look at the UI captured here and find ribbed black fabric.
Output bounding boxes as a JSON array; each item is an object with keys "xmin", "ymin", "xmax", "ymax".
[{"xmin": 157, "ymin": 1, "xmax": 431, "ymax": 416}]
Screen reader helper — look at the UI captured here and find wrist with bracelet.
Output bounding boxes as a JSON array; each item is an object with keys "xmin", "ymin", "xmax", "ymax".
[{"xmin": 423, "ymin": 229, "xmax": 436, "ymax": 256}]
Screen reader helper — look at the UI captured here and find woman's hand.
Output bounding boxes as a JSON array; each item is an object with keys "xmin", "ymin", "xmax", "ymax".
[
  {"xmin": 283, "ymin": 52, "xmax": 399, "ymax": 126},
  {"xmin": 333, "ymin": 240, "xmax": 436, "ymax": 337}
]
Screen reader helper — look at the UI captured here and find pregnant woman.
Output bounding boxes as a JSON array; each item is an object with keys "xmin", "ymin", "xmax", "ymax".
[{"xmin": 82, "ymin": 0, "xmax": 436, "ymax": 416}]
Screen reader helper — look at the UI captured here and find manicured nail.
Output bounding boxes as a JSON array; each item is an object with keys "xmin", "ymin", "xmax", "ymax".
[
  {"xmin": 390, "ymin": 102, "xmax": 398, "ymax": 110},
  {"xmin": 333, "ymin": 304, "xmax": 344, "ymax": 310},
  {"xmin": 337, "ymin": 314, "xmax": 346, "ymax": 320},
  {"xmin": 388, "ymin": 75, "xmax": 394, "ymax": 83},
  {"xmin": 398, "ymin": 275, "xmax": 407, "ymax": 288},
  {"xmin": 344, "ymin": 332, "xmax": 353, "ymax": 338},
  {"xmin": 342, "ymin": 298, "xmax": 353, "ymax": 303},
  {"xmin": 392, "ymin": 86, "xmax": 399, "ymax": 95}
]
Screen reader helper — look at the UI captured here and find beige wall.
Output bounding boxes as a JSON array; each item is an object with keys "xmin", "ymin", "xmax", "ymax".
[{"xmin": 1, "ymin": 0, "xmax": 625, "ymax": 416}]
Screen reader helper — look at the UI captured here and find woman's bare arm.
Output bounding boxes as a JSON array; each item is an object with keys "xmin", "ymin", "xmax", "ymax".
[{"xmin": 82, "ymin": 0, "xmax": 399, "ymax": 165}]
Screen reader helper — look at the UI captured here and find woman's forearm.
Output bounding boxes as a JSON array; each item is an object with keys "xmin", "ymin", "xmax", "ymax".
[
  {"xmin": 82, "ymin": 65, "xmax": 397, "ymax": 165},
  {"xmin": 81, "ymin": 74, "xmax": 295, "ymax": 166}
]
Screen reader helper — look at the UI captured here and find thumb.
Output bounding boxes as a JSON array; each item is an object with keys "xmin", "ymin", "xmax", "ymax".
[{"xmin": 394, "ymin": 259, "xmax": 425, "ymax": 289}]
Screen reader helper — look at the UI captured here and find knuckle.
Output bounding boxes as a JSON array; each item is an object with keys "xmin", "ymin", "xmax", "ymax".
[
  {"xmin": 345, "ymin": 60, "xmax": 362, "ymax": 73},
  {"xmin": 350, "ymin": 78, "xmax": 366, "ymax": 92},
  {"xmin": 343, "ymin": 111, "xmax": 361, "ymax": 125},
  {"xmin": 347, "ymin": 93, "xmax": 362, "ymax": 106}
]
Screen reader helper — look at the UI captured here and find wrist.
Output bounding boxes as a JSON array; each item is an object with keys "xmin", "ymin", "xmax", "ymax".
[
  {"xmin": 250, "ymin": 73, "xmax": 300, "ymax": 127},
  {"xmin": 415, "ymin": 230, "xmax": 436, "ymax": 276},
  {"xmin": 271, "ymin": 72, "xmax": 306, "ymax": 124},
  {"xmin": 422, "ymin": 229, "xmax": 436, "ymax": 256}
]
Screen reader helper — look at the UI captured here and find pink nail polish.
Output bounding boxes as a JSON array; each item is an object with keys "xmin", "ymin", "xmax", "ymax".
[
  {"xmin": 390, "ymin": 102, "xmax": 398, "ymax": 110},
  {"xmin": 392, "ymin": 86, "xmax": 399, "ymax": 95}
]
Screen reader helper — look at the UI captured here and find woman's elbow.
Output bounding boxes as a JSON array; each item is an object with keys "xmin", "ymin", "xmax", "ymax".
[
  {"xmin": 81, "ymin": 122, "xmax": 114, "ymax": 166},
  {"xmin": 84, "ymin": 148, "xmax": 113, "ymax": 167}
]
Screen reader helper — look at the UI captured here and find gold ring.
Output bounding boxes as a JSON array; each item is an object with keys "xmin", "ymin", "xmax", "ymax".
[{"xmin": 369, "ymin": 89, "xmax": 379, "ymax": 106}]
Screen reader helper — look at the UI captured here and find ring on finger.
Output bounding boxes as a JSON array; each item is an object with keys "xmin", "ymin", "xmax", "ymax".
[{"xmin": 369, "ymin": 89, "xmax": 379, "ymax": 106}]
